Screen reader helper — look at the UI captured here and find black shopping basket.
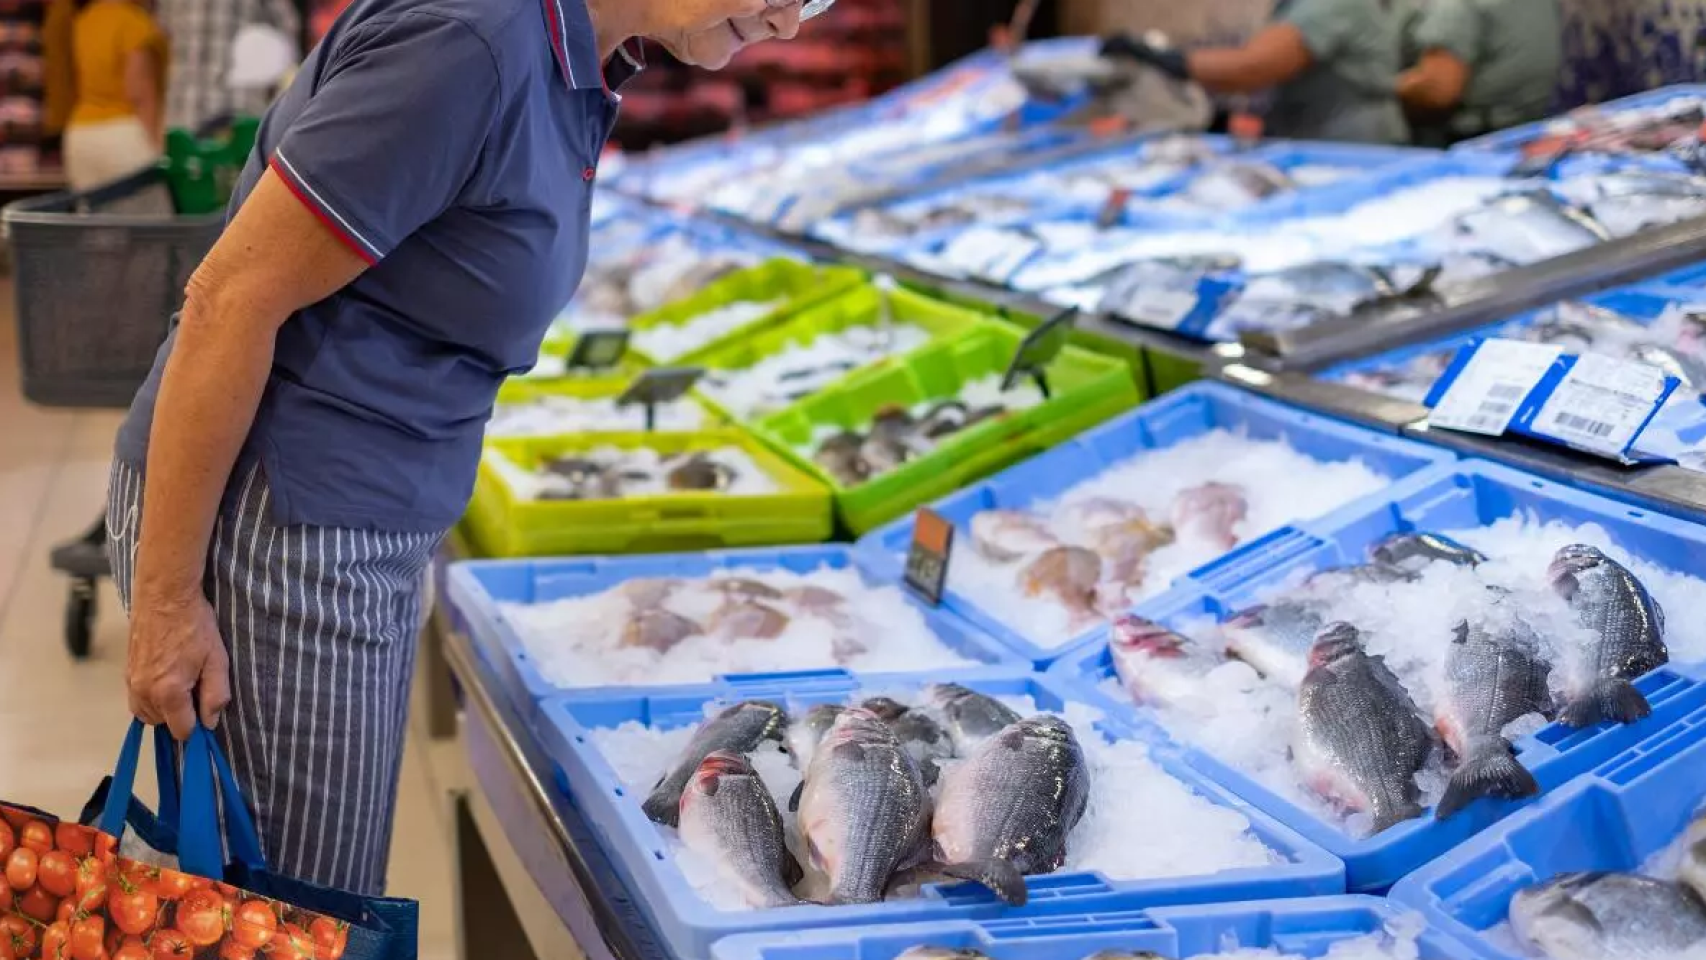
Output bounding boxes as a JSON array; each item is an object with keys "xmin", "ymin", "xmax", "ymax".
[{"xmin": 4, "ymin": 165, "xmax": 224, "ymax": 657}]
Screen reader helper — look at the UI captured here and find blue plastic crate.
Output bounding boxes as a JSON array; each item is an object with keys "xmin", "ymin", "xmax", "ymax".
[
  {"xmin": 1454, "ymin": 84, "xmax": 1706, "ymax": 153},
  {"xmin": 1659, "ymin": 261, "xmax": 1706, "ymax": 288},
  {"xmin": 1317, "ymin": 283, "xmax": 1706, "ymax": 402},
  {"xmin": 1390, "ymin": 698, "xmax": 1706, "ymax": 960},
  {"xmin": 1132, "ymin": 141, "xmax": 1434, "ymax": 219},
  {"xmin": 1053, "ymin": 457, "xmax": 1706, "ymax": 891},
  {"xmin": 710, "ymin": 895, "xmax": 1480, "ymax": 960},
  {"xmin": 854, "ymin": 382, "xmax": 1456, "ymax": 667},
  {"xmin": 537, "ymin": 671, "xmax": 1345, "ymax": 960},
  {"xmin": 444, "ymin": 546, "xmax": 1027, "ymax": 722}
]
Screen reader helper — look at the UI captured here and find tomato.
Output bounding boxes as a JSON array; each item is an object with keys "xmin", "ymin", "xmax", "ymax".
[
  {"xmin": 308, "ymin": 916, "xmax": 347, "ymax": 960},
  {"xmin": 21, "ymin": 886, "xmax": 62, "ymax": 923},
  {"xmin": 73, "ymin": 863, "xmax": 107, "ymax": 915},
  {"xmin": 38, "ymin": 850, "xmax": 77, "ymax": 898},
  {"xmin": 231, "ymin": 900, "xmax": 278, "ymax": 950},
  {"xmin": 0, "ymin": 808, "xmax": 32, "ymax": 832},
  {"xmin": 56, "ymin": 898, "xmax": 77, "ymax": 923},
  {"xmin": 112, "ymin": 936, "xmax": 150, "ymax": 960},
  {"xmin": 147, "ymin": 869, "xmax": 194, "ymax": 902},
  {"xmin": 109, "ymin": 880, "xmax": 159, "ymax": 937},
  {"xmin": 53, "ymin": 824, "xmax": 92, "ymax": 859},
  {"xmin": 0, "ymin": 821, "xmax": 15, "ymax": 863},
  {"xmin": 0, "ymin": 915, "xmax": 35, "ymax": 956},
  {"xmin": 5, "ymin": 847, "xmax": 36, "ymax": 889},
  {"xmin": 0, "ymin": 881, "xmax": 12, "ymax": 911},
  {"xmin": 269, "ymin": 924, "xmax": 315, "ymax": 960},
  {"xmin": 20, "ymin": 820, "xmax": 53, "ymax": 856},
  {"xmin": 40, "ymin": 920, "xmax": 69, "ymax": 960},
  {"xmin": 149, "ymin": 928, "xmax": 192, "ymax": 960},
  {"xmin": 217, "ymin": 940, "xmax": 256, "ymax": 960},
  {"xmin": 68, "ymin": 915, "xmax": 103, "ymax": 960},
  {"xmin": 173, "ymin": 888, "xmax": 227, "ymax": 947}
]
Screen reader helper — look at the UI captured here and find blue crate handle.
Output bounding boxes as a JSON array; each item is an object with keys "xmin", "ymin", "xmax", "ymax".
[{"xmin": 98, "ymin": 720, "xmax": 265, "ymax": 878}]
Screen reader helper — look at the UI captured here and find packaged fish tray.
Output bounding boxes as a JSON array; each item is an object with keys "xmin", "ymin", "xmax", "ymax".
[
  {"xmin": 1453, "ymin": 83, "xmax": 1706, "ymax": 156},
  {"xmin": 856, "ymin": 382, "xmax": 1454, "ymax": 667},
  {"xmin": 486, "ymin": 375, "xmax": 726, "ymax": 440},
  {"xmin": 462, "ymin": 429, "xmax": 832, "ymax": 559},
  {"xmin": 1388, "ymin": 694, "xmax": 1706, "ymax": 960},
  {"xmin": 532, "ymin": 671, "xmax": 1344, "ymax": 960},
  {"xmin": 693, "ymin": 284, "xmax": 994, "ymax": 424},
  {"xmin": 1131, "ymin": 140, "xmax": 1432, "ymax": 219},
  {"xmin": 758, "ymin": 322, "xmax": 1141, "ymax": 536},
  {"xmin": 443, "ymin": 546, "xmax": 1027, "ymax": 718},
  {"xmin": 1053, "ymin": 457, "xmax": 1706, "ymax": 891},
  {"xmin": 625, "ymin": 259, "xmax": 867, "ymax": 367},
  {"xmin": 710, "ymin": 895, "xmax": 1480, "ymax": 960},
  {"xmin": 1317, "ymin": 284, "xmax": 1706, "ymax": 404}
]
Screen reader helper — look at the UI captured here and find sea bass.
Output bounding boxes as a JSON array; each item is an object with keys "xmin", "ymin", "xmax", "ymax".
[
  {"xmin": 677, "ymin": 752, "xmax": 804, "ymax": 908},
  {"xmin": 1434, "ymin": 615, "xmax": 1552, "ymax": 819},
  {"xmin": 1294, "ymin": 623, "xmax": 1435, "ymax": 834},
  {"xmin": 931, "ymin": 716, "xmax": 1091, "ymax": 907},
  {"xmin": 1549, "ymin": 544, "xmax": 1669, "ymax": 727},
  {"xmin": 1369, "ymin": 531, "xmax": 1486, "ymax": 573},
  {"xmin": 895, "ymin": 950, "xmax": 991, "ymax": 960},
  {"xmin": 926, "ymin": 683, "xmax": 1022, "ymax": 755},
  {"xmin": 642, "ymin": 700, "xmax": 789, "ymax": 827},
  {"xmin": 796, "ymin": 709, "xmax": 932, "ymax": 904},
  {"xmin": 1510, "ymin": 871, "xmax": 1706, "ymax": 960},
  {"xmin": 1109, "ymin": 615, "xmax": 1225, "ymax": 709}
]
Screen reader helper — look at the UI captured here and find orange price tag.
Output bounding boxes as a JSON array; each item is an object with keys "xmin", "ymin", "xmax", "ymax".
[
  {"xmin": 904, "ymin": 508, "xmax": 955, "ymax": 606},
  {"xmin": 1229, "ymin": 112, "xmax": 1264, "ymax": 145},
  {"xmin": 1088, "ymin": 114, "xmax": 1131, "ymax": 138}
]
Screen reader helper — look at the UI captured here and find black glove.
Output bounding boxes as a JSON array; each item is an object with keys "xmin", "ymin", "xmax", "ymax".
[{"xmin": 1097, "ymin": 32, "xmax": 1191, "ymax": 81}]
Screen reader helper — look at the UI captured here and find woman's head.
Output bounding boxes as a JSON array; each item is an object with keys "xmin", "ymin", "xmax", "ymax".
[{"xmin": 641, "ymin": 0, "xmax": 828, "ymax": 69}]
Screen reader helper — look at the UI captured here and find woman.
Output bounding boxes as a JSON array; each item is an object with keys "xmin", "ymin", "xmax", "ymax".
[
  {"xmin": 108, "ymin": 0, "xmax": 823, "ymax": 895},
  {"xmin": 64, "ymin": 0, "xmax": 168, "ymax": 189},
  {"xmin": 1099, "ymin": 0, "xmax": 1409, "ymax": 145},
  {"xmin": 1396, "ymin": 0, "xmax": 1561, "ymax": 146}
]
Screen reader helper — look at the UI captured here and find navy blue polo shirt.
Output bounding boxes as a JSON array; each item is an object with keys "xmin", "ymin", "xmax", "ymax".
[{"xmin": 114, "ymin": 0, "xmax": 643, "ymax": 532}]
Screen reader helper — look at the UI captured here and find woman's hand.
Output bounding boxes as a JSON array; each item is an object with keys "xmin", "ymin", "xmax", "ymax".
[{"xmin": 126, "ymin": 588, "xmax": 230, "ymax": 740}]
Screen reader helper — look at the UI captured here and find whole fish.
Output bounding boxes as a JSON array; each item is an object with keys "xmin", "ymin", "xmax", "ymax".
[
  {"xmin": 1549, "ymin": 544, "xmax": 1669, "ymax": 727},
  {"xmin": 1510, "ymin": 871, "xmax": 1706, "ymax": 960},
  {"xmin": 888, "ymin": 709, "xmax": 955, "ymax": 787},
  {"xmin": 677, "ymin": 752, "xmax": 804, "ymax": 908},
  {"xmin": 1081, "ymin": 953, "xmax": 1167, "ymax": 960},
  {"xmin": 931, "ymin": 716, "xmax": 1091, "ymax": 907},
  {"xmin": 1109, "ymin": 615, "xmax": 1224, "ymax": 709},
  {"xmin": 642, "ymin": 701, "xmax": 789, "ymax": 827},
  {"xmin": 1434, "ymin": 616, "xmax": 1553, "ymax": 819},
  {"xmin": 1220, "ymin": 597, "xmax": 1332, "ymax": 689},
  {"xmin": 1087, "ymin": 517, "xmax": 1174, "ymax": 586},
  {"xmin": 1294, "ymin": 623, "xmax": 1435, "ymax": 834},
  {"xmin": 927, "ymin": 683, "xmax": 1023, "ymax": 755},
  {"xmin": 1170, "ymin": 481, "xmax": 1246, "ymax": 550},
  {"xmin": 796, "ymin": 708, "xmax": 932, "ymax": 904},
  {"xmin": 969, "ymin": 509, "xmax": 1060, "ymax": 562},
  {"xmin": 620, "ymin": 608, "xmax": 702, "ymax": 652},
  {"xmin": 1368, "ymin": 531, "xmax": 1487, "ymax": 573},
  {"xmin": 1680, "ymin": 809, "xmax": 1706, "ymax": 906},
  {"xmin": 895, "ymin": 950, "xmax": 990, "ymax": 960},
  {"xmin": 859, "ymin": 696, "xmax": 910, "ymax": 721}
]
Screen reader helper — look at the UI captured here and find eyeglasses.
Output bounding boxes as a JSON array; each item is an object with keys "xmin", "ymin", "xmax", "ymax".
[{"xmin": 799, "ymin": 0, "xmax": 835, "ymax": 20}]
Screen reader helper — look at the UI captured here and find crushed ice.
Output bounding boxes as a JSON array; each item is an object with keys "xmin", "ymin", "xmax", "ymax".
[
  {"xmin": 702, "ymin": 323, "xmax": 935, "ymax": 421},
  {"xmin": 486, "ymin": 394, "xmax": 707, "ymax": 438},
  {"xmin": 482, "ymin": 445, "xmax": 780, "ymax": 501},
  {"xmin": 631, "ymin": 300, "xmax": 781, "ymax": 362}
]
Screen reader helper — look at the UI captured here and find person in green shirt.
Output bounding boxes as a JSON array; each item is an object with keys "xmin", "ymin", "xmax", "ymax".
[
  {"xmin": 1397, "ymin": 0, "xmax": 1562, "ymax": 146},
  {"xmin": 1099, "ymin": 0, "xmax": 1410, "ymax": 145}
]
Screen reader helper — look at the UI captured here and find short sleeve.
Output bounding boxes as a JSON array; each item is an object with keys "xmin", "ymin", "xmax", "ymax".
[
  {"xmin": 1279, "ymin": 0, "xmax": 1360, "ymax": 63},
  {"xmin": 115, "ymin": 6, "xmax": 163, "ymax": 55},
  {"xmin": 268, "ymin": 13, "xmax": 500, "ymax": 264},
  {"xmin": 1409, "ymin": 0, "xmax": 1479, "ymax": 64}
]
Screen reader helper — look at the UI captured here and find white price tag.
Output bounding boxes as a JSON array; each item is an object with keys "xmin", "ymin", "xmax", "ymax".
[
  {"xmin": 1531, "ymin": 353, "xmax": 1670, "ymax": 457},
  {"xmin": 1428, "ymin": 339, "xmax": 1562, "ymax": 436},
  {"xmin": 1112, "ymin": 288, "xmax": 1200, "ymax": 330}
]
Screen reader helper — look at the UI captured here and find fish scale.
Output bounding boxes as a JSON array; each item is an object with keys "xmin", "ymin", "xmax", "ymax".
[
  {"xmin": 678, "ymin": 753, "xmax": 802, "ymax": 908},
  {"xmin": 1510, "ymin": 871, "xmax": 1706, "ymax": 960}
]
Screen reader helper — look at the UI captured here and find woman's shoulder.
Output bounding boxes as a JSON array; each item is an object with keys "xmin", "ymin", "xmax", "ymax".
[
  {"xmin": 75, "ymin": 0, "xmax": 161, "ymax": 37},
  {"xmin": 338, "ymin": 0, "xmax": 535, "ymax": 48}
]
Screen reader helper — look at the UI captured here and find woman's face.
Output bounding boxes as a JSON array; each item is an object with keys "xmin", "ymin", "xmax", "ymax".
[{"xmin": 651, "ymin": 0, "xmax": 804, "ymax": 70}]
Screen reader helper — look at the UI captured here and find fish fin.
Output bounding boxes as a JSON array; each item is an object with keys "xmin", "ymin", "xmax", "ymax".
[
  {"xmin": 935, "ymin": 858, "xmax": 1029, "ymax": 907},
  {"xmin": 781, "ymin": 848, "xmax": 805, "ymax": 888},
  {"xmin": 1561, "ymin": 679, "xmax": 1652, "ymax": 728},
  {"xmin": 1435, "ymin": 741, "xmax": 1539, "ymax": 820},
  {"xmin": 641, "ymin": 789, "xmax": 679, "ymax": 828},
  {"xmin": 787, "ymin": 780, "xmax": 805, "ymax": 813},
  {"xmin": 920, "ymin": 760, "xmax": 940, "ymax": 788}
]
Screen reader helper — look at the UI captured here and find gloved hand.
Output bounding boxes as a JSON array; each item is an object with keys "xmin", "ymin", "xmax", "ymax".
[{"xmin": 1097, "ymin": 32, "xmax": 1191, "ymax": 81}]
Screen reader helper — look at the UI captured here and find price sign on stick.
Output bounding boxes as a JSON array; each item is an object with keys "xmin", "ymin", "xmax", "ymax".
[
  {"xmin": 616, "ymin": 367, "xmax": 704, "ymax": 431},
  {"xmin": 1000, "ymin": 307, "xmax": 1079, "ymax": 400},
  {"xmin": 1096, "ymin": 187, "xmax": 1132, "ymax": 229},
  {"xmin": 904, "ymin": 508, "xmax": 954, "ymax": 606},
  {"xmin": 566, "ymin": 330, "xmax": 630, "ymax": 371}
]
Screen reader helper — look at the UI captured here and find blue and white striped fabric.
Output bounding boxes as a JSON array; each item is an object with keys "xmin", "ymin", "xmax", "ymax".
[{"xmin": 106, "ymin": 460, "xmax": 443, "ymax": 896}]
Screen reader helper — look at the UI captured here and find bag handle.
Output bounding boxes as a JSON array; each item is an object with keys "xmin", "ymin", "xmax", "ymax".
[{"xmin": 99, "ymin": 721, "xmax": 267, "ymax": 878}]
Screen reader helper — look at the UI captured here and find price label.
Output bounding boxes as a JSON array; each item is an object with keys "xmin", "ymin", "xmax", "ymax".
[
  {"xmin": 1096, "ymin": 187, "xmax": 1132, "ymax": 229},
  {"xmin": 1428, "ymin": 339, "xmax": 1562, "ymax": 436},
  {"xmin": 616, "ymin": 366, "xmax": 704, "ymax": 419},
  {"xmin": 1531, "ymin": 354, "xmax": 1670, "ymax": 457},
  {"xmin": 1113, "ymin": 288, "xmax": 1200, "ymax": 330},
  {"xmin": 1001, "ymin": 307, "xmax": 1079, "ymax": 395},
  {"xmin": 904, "ymin": 507, "xmax": 954, "ymax": 606},
  {"xmin": 566, "ymin": 330, "xmax": 631, "ymax": 371}
]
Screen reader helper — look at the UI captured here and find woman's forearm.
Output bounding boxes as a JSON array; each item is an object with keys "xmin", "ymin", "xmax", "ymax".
[{"xmin": 132, "ymin": 299, "xmax": 277, "ymax": 606}]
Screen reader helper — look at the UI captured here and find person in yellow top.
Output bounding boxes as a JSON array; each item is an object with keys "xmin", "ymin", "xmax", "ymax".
[{"xmin": 65, "ymin": 0, "xmax": 168, "ymax": 191}]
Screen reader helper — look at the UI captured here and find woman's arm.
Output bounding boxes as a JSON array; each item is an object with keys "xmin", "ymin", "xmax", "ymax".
[
  {"xmin": 1185, "ymin": 24, "xmax": 1315, "ymax": 95},
  {"xmin": 123, "ymin": 45, "xmax": 163, "ymax": 142},
  {"xmin": 129, "ymin": 170, "xmax": 369, "ymax": 739},
  {"xmin": 1397, "ymin": 49, "xmax": 1470, "ymax": 112}
]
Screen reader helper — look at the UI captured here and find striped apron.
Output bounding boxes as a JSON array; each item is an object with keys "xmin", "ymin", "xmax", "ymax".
[{"xmin": 106, "ymin": 460, "xmax": 444, "ymax": 896}]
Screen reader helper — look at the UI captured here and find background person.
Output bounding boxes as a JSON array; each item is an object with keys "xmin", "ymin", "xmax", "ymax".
[
  {"xmin": 1397, "ymin": 0, "xmax": 1562, "ymax": 146},
  {"xmin": 63, "ymin": 0, "xmax": 167, "ymax": 190},
  {"xmin": 157, "ymin": 0, "xmax": 300, "ymax": 133}
]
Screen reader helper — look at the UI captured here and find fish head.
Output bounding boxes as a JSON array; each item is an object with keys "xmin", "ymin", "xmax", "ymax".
[
  {"xmin": 1509, "ymin": 874, "xmax": 1607, "ymax": 958},
  {"xmin": 924, "ymin": 682, "xmax": 975, "ymax": 711},
  {"xmin": 1111, "ymin": 615, "xmax": 1190, "ymax": 660},
  {"xmin": 688, "ymin": 750, "xmax": 758, "ymax": 792},
  {"xmin": 824, "ymin": 706, "xmax": 892, "ymax": 744},
  {"xmin": 1548, "ymin": 543, "xmax": 1608, "ymax": 586},
  {"xmin": 716, "ymin": 699, "xmax": 790, "ymax": 740},
  {"xmin": 1014, "ymin": 714, "xmax": 1076, "ymax": 745},
  {"xmin": 1307, "ymin": 622, "xmax": 1365, "ymax": 668},
  {"xmin": 859, "ymin": 696, "xmax": 910, "ymax": 721}
]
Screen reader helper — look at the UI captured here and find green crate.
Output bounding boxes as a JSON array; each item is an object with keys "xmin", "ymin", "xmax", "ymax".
[
  {"xmin": 694, "ymin": 285, "xmax": 996, "ymax": 422},
  {"xmin": 464, "ymin": 429, "xmax": 833, "ymax": 558},
  {"xmin": 490, "ymin": 376, "xmax": 726, "ymax": 434},
  {"xmin": 626, "ymin": 259, "xmax": 866, "ymax": 365},
  {"xmin": 755, "ymin": 323, "xmax": 1144, "ymax": 536}
]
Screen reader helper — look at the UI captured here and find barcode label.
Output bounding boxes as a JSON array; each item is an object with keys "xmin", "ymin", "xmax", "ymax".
[
  {"xmin": 1428, "ymin": 340, "xmax": 1563, "ymax": 437},
  {"xmin": 1552, "ymin": 413, "xmax": 1618, "ymax": 438},
  {"xmin": 1531, "ymin": 353, "xmax": 1670, "ymax": 459}
]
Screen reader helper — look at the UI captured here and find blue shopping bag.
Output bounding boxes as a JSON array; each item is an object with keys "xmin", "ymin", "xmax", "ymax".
[{"xmin": 74, "ymin": 721, "xmax": 419, "ymax": 960}]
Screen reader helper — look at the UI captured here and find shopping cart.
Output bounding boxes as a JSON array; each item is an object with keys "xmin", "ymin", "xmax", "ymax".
[{"xmin": 4, "ymin": 165, "xmax": 224, "ymax": 657}]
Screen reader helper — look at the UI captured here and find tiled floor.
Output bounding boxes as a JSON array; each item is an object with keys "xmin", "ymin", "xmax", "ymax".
[{"xmin": 0, "ymin": 280, "xmax": 463, "ymax": 958}]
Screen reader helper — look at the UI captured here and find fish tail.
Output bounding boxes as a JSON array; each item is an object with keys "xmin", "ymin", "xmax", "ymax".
[
  {"xmin": 641, "ymin": 788, "xmax": 681, "ymax": 827},
  {"xmin": 1436, "ymin": 740, "xmax": 1539, "ymax": 820},
  {"xmin": 935, "ymin": 858, "xmax": 1029, "ymax": 907},
  {"xmin": 1561, "ymin": 679, "xmax": 1652, "ymax": 728}
]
